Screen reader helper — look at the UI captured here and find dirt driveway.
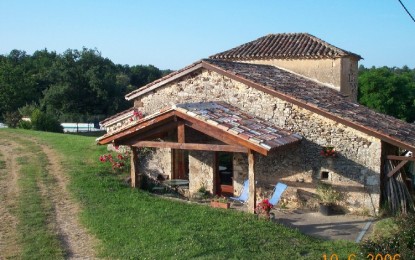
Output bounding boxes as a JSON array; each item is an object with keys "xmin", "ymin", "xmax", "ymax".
[{"xmin": 0, "ymin": 133, "xmax": 99, "ymax": 259}]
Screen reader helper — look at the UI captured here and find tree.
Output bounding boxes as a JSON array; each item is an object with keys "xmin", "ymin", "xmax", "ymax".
[
  {"xmin": 0, "ymin": 48, "xmax": 166, "ymax": 122},
  {"xmin": 0, "ymin": 50, "xmax": 36, "ymax": 117},
  {"xmin": 358, "ymin": 66, "xmax": 415, "ymax": 123},
  {"xmin": 129, "ymin": 64, "xmax": 163, "ymax": 87},
  {"xmin": 41, "ymin": 48, "xmax": 127, "ymax": 120}
]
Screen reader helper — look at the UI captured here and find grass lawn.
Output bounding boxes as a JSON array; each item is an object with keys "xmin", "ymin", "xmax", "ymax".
[{"xmin": 0, "ymin": 129, "xmax": 359, "ymax": 259}]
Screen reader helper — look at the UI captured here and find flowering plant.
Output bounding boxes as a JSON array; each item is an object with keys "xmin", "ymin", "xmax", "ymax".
[
  {"xmin": 255, "ymin": 198, "xmax": 273, "ymax": 215},
  {"xmin": 320, "ymin": 146, "xmax": 336, "ymax": 157},
  {"xmin": 129, "ymin": 110, "xmax": 143, "ymax": 122},
  {"xmin": 99, "ymin": 152, "xmax": 130, "ymax": 174}
]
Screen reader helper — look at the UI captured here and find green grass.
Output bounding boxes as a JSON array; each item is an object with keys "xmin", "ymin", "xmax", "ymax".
[
  {"xmin": 369, "ymin": 217, "xmax": 398, "ymax": 241},
  {"xmin": 12, "ymin": 137, "xmax": 64, "ymax": 259},
  {"xmin": 0, "ymin": 128, "xmax": 359, "ymax": 259}
]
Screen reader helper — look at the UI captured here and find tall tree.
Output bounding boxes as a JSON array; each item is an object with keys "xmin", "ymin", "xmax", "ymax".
[
  {"xmin": 0, "ymin": 50, "xmax": 39, "ymax": 116},
  {"xmin": 358, "ymin": 66, "xmax": 415, "ymax": 123}
]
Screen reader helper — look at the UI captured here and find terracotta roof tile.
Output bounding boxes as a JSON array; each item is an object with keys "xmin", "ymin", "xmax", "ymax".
[
  {"xmin": 176, "ymin": 102, "xmax": 302, "ymax": 150},
  {"xmin": 210, "ymin": 33, "xmax": 362, "ymax": 60}
]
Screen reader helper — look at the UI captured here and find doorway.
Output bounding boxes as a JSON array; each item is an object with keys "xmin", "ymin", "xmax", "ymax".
[
  {"xmin": 172, "ymin": 149, "xmax": 189, "ymax": 180},
  {"xmin": 216, "ymin": 152, "xmax": 233, "ymax": 196}
]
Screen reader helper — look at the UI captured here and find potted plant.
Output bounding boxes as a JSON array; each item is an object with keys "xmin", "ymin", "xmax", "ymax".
[
  {"xmin": 192, "ymin": 185, "xmax": 210, "ymax": 201},
  {"xmin": 316, "ymin": 182, "xmax": 342, "ymax": 216},
  {"xmin": 210, "ymin": 196, "xmax": 230, "ymax": 209}
]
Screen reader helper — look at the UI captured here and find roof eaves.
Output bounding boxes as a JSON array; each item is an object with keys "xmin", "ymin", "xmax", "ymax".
[{"xmin": 96, "ymin": 107, "xmax": 174, "ymax": 144}]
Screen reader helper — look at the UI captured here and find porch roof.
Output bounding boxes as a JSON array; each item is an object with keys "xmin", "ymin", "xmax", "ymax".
[{"xmin": 97, "ymin": 101, "xmax": 302, "ymax": 155}]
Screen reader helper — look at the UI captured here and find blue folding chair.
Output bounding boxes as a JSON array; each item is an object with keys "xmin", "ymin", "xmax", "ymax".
[
  {"xmin": 269, "ymin": 182, "xmax": 288, "ymax": 206},
  {"xmin": 230, "ymin": 179, "xmax": 249, "ymax": 203}
]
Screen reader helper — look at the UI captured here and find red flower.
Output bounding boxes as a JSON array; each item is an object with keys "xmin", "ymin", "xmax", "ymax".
[
  {"xmin": 256, "ymin": 198, "xmax": 273, "ymax": 214},
  {"xmin": 321, "ymin": 146, "xmax": 337, "ymax": 158},
  {"xmin": 133, "ymin": 110, "xmax": 143, "ymax": 119}
]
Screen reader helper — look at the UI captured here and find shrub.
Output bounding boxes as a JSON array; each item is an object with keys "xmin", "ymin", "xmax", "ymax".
[
  {"xmin": 18, "ymin": 103, "xmax": 38, "ymax": 118},
  {"xmin": 316, "ymin": 182, "xmax": 342, "ymax": 205},
  {"xmin": 2, "ymin": 111, "xmax": 21, "ymax": 128},
  {"xmin": 31, "ymin": 109, "xmax": 63, "ymax": 133},
  {"xmin": 99, "ymin": 152, "xmax": 130, "ymax": 174},
  {"xmin": 360, "ymin": 214, "xmax": 415, "ymax": 258},
  {"xmin": 17, "ymin": 120, "xmax": 32, "ymax": 129}
]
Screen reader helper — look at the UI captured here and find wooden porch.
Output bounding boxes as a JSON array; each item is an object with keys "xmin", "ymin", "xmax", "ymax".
[{"xmin": 98, "ymin": 102, "xmax": 302, "ymax": 213}]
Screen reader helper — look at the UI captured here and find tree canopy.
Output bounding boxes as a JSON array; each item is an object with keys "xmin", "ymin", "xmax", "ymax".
[
  {"xmin": 0, "ymin": 48, "xmax": 167, "ymax": 122},
  {"xmin": 358, "ymin": 65, "xmax": 415, "ymax": 123}
]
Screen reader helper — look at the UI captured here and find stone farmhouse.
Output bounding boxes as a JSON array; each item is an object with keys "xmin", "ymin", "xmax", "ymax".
[{"xmin": 98, "ymin": 33, "xmax": 415, "ymax": 215}]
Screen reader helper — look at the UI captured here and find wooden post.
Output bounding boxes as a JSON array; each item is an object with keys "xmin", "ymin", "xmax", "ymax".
[
  {"xmin": 247, "ymin": 149, "xmax": 256, "ymax": 213},
  {"xmin": 177, "ymin": 121, "xmax": 185, "ymax": 143},
  {"xmin": 130, "ymin": 147, "xmax": 139, "ymax": 188},
  {"xmin": 177, "ymin": 121, "xmax": 185, "ymax": 179}
]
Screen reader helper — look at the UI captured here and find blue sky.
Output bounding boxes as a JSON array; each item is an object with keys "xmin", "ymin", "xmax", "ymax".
[{"xmin": 1, "ymin": 0, "xmax": 414, "ymax": 70}]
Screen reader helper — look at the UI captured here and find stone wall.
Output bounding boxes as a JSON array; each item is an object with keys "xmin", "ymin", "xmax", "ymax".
[
  {"xmin": 241, "ymin": 57, "xmax": 358, "ymax": 102},
  {"xmin": 188, "ymin": 151, "xmax": 215, "ymax": 194},
  {"xmin": 134, "ymin": 68, "xmax": 381, "ymax": 214},
  {"xmin": 139, "ymin": 148, "xmax": 172, "ymax": 180}
]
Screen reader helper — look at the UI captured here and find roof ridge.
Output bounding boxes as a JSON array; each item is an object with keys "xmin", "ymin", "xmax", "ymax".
[{"xmin": 209, "ymin": 33, "xmax": 362, "ymax": 60}]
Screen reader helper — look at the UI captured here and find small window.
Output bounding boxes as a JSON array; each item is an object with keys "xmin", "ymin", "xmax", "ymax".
[{"xmin": 321, "ymin": 171, "xmax": 329, "ymax": 180}]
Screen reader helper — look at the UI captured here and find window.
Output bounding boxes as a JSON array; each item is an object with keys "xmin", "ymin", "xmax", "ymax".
[{"xmin": 321, "ymin": 171, "xmax": 329, "ymax": 180}]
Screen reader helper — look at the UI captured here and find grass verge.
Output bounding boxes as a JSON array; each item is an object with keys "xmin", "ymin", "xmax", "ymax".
[{"xmin": 0, "ymin": 129, "xmax": 359, "ymax": 259}]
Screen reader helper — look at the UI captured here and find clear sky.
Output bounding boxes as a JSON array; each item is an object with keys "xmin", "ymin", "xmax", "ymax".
[{"xmin": 1, "ymin": 0, "xmax": 414, "ymax": 70}]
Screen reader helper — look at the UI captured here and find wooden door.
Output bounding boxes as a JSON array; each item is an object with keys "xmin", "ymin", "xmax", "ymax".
[{"xmin": 172, "ymin": 149, "xmax": 188, "ymax": 179}]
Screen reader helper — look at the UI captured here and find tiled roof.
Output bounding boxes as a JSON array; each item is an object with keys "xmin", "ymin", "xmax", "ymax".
[
  {"xmin": 174, "ymin": 102, "xmax": 302, "ymax": 151},
  {"xmin": 97, "ymin": 102, "xmax": 302, "ymax": 154},
  {"xmin": 210, "ymin": 33, "xmax": 362, "ymax": 60},
  {"xmin": 203, "ymin": 59, "xmax": 415, "ymax": 151}
]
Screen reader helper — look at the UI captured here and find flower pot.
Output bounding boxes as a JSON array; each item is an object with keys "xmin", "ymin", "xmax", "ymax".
[
  {"xmin": 319, "ymin": 203, "xmax": 334, "ymax": 216},
  {"xmin": 210, "ymin": 201, "xmax": 230, "ymax": 209}
]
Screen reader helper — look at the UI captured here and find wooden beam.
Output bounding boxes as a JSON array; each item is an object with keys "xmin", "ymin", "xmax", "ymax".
[
  {"xmin": 178, "ymin": 121, "xmax": 185, "ymax": 143},
  {"xmin": 176, "ymin": 111, "xmax": 269, "ymax": 155},
  {"xmin": 118, "ymin": 121, "xmax": 178, "ymax": 146},
  {"xmin": 98, "ymin": 110, "xmax": 175, "ymax": 144},
  {"xmin": 130, "ymin": 148, "xmax": 139, "ymax": 188},
  {"xmin": 133, "ymin": 141, "xmax": 248, "ymax": 153},
  {"xmin": 247, "ymin": 149, "xmax": 256, "ymax": 214},
  {"xmin": 387, "ymin": 160, "xmax": 409, "ymax": 178},
  {"xmin": 387, "ymin": 155, "xmax": 415, "ymax": 162}
]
